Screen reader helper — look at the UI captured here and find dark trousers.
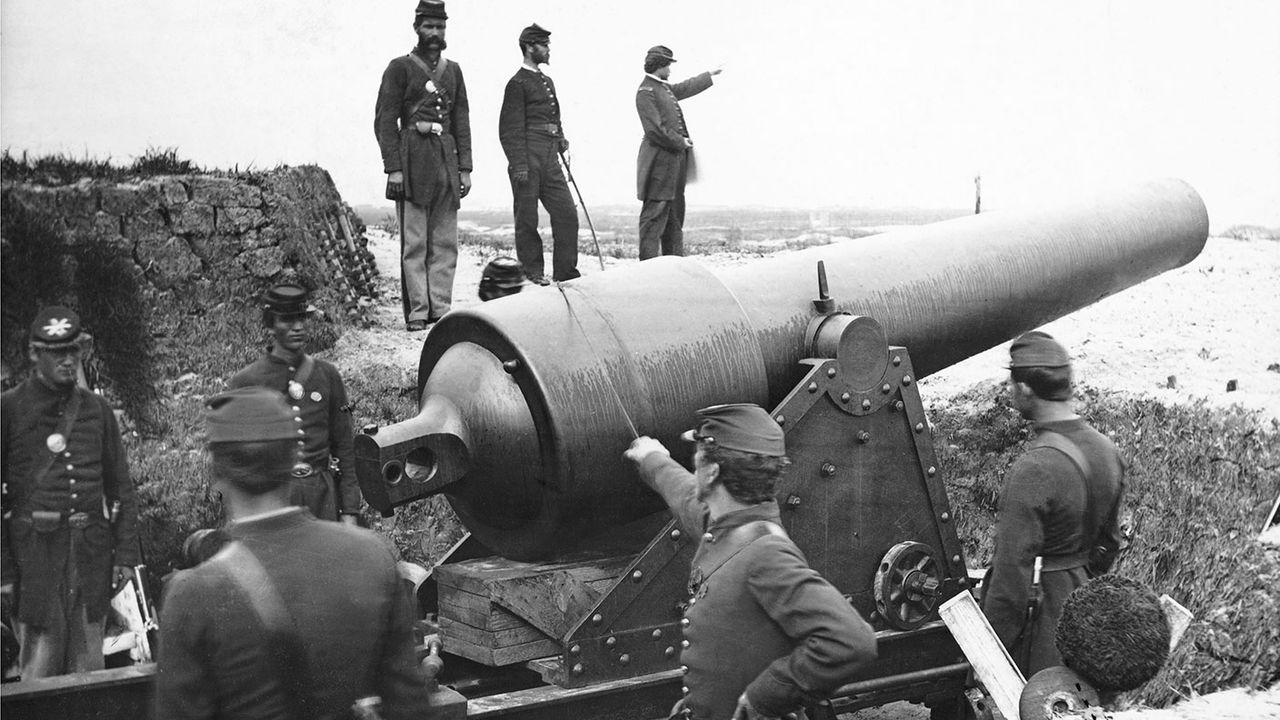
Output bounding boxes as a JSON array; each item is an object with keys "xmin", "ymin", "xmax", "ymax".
[
  {"xmin": 638, "ymin": 197, "xmax": 687, "ymax": 259},
  {"xmin": 511, "ymin": 136, "xmax": 579, "ymax": 281}
]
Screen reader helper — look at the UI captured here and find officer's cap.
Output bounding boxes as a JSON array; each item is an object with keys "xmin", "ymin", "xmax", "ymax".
[
  {"xmin": 29, "ymin": 305, "xmax": 83, "ymax": 349},
  {"xmin": 262, "ymin": 283, "xmax": 317, "ymax": 319},
  {"xmin": 205, "ymin": 387, "xmax": 300, "ymax": 444},
  {"xmin": 519, "ymin": 23, "xmax": 551, "ymax": 45},
  {"xmin": 481, "ymin": 256, "xmax": 527, "ymax": 289},
  {"xmin": 1008, "ymin": 330, "xmax": 1071, "ymax": 369},
  {"xmin": 680, "ymin": 403, "xmax": 785, "ymax": 457},
  {"xmin": 645, "ymin": 45, "xmax": 677, "ymax": 64},
  {"xmin": 415, "ymin": 0, "xmax": 447, "ymax": 21}
]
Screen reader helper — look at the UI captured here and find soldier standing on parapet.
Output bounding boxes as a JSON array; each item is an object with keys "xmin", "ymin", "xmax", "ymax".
[
  {"xmin": 1, "ymin": 306, "xmax": 139, "ymax": 679},
  {"xmin": 228, "ymin": 284, "xmax": 361, "ymax": 524},
  {"xmin": 635, "ymin": 45, "xmax": 721, "ymax": 260},
  {"xmin": 498, "ymin": 23, "xmax": 581, "ymax": 286},
  {"xmin": 982, "ymin": 331, "xmax": 1126, "ymax": 675},
  {"xmin": 375, "ymin": 0, "xmax": 473, "ymax": 332}
]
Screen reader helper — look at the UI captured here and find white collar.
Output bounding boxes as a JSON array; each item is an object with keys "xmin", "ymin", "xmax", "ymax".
[
  {"xmin": 522, "ymin": 62, "xmax": 544, "ymax": 74},
  {"xmin": 645, "ymin": 73, "xmax": 670, "ymax": 84}
]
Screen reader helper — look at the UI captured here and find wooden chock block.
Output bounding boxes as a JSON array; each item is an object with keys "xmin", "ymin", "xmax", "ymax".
[
  {"xmin": 433, "ymin": 554, "xmax": 631, "ymax": 666},
  {"xmin": 939, "ymin": 590, "xmax": 1025, "ymax": 720}
]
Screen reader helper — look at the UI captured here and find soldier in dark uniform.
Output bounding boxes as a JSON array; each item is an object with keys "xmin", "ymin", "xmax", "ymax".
[
  {"xmin": 156, "ymin": 387, "xmax": 431, "ymax": 719},
  {"xmin": 498, "ymin": 23, "xmax": 580, "ymax": 285},
  {"xmin": 982, "ymin": 331, "xmax": 1126, "ymax": 675},
  {"xmin": 1, "ymin": 306, "xmax": 139, "ymax": 678},
  {"xmin": 635, "ymin": 45, "xmax": 721, "ymax": 260},
  {"xmin": 624, "ymin": 404, "xmax": 876, "ymax": 720},
  {"xmin": 228, "ymin": 284, "xmax": 361, "ymax": 524},
  {"xmin": 375, "ymin": 0, "xmax": 473, "ymax": 332}
]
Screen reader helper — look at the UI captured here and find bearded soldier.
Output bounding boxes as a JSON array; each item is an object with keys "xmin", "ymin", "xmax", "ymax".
[{"xmin": 1, "ymin": 306, "xmax": 139, "ymax": 678}]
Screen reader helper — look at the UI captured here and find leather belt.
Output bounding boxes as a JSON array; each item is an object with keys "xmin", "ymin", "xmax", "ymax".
[
  {"xmin": 27, "ymin": 510, "xmax": 93, "ymax": 530},
  {"xmin": 527, "ymin": 123, "xmax": 562, "ymax": 136}
]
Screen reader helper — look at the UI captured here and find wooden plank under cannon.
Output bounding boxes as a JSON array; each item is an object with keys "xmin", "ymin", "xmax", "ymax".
[{"xmin": 435, "ymin": 554, "xmax": 632, "ymax": 667}]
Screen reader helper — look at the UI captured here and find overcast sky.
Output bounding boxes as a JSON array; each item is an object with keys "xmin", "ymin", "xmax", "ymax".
[{"xmin": 3, "ymin": 1, "xmax": 1278, "ymax": 229}]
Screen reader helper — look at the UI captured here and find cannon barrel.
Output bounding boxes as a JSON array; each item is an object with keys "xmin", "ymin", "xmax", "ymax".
[{"xmin": 356, "ymin": 177, "xmax": 1208, "ymax": 559}]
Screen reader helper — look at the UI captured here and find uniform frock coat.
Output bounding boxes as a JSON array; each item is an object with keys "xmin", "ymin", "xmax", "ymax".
[
  {"xmin": 228, "ymin": 351, "xmax": 359, "ymax": 518},
  {"xmin": 635, "ymin": 72, "xmax": 714, "ymax": 201},
  {"xmin": 155, "ymin": 508, "xmax": 432, "ymax": 719},
  {"xmin": 982, "ymin": 418, "xmax": 1125, "ymax": 674},
  {"xmin": 1, "ymin": 378, "xmax": 139, "ymax": 627},
  {"xmin": 374, "ymin": 51, "xmax": 473, "ymax": 207},
  {"xmin": 638, "ymin": 453, "xmax": 876, "ymax": 720}
]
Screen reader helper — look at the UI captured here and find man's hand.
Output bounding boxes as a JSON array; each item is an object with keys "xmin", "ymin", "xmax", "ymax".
[
  {"xmin": 414, "ymin": 120, "xmax": 443, "ymax": 136},
  {"xmin": 386, "ymin": 171, "xmax": 405, "ymax": 200},
  {"xmin": 623, "ymin": 436, "xmax": 670, "ymax": 465},
  {"xmin": 111, "ymin": 565, "xmax": 135, "ymax": 592},
  {"xmin": 339, "ymin": 514, "xmax": 360, "ymax": 527},
  {"xmin": 459, "ymin": 171, "xmax": 472, "ymax": 199},
  {"xmin": 683, "ymin": 138, "xmax": 695, "ymax": 149},
  {"xmin": 1, "ymin": 583, "xmax": 14, "ymax": 610},
  {"xmin": 710, "ymin": 64, "xmax": 725, "ymax": 76},
  {"xmin": 511, "ymin": 169, "xmax": 530, "ymax": 184},
  {"xmin": 731, "ymin": 693, "xmax": 790, "ymax": 720}
]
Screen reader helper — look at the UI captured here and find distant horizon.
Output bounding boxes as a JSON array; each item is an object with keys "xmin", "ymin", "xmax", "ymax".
[{"xmin": 3, "ymin": 2, "xmax": 1277, "ymax": 232}]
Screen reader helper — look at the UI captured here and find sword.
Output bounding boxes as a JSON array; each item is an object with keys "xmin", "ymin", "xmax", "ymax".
[{"xmin": 557, "ymin": 150, "xmax": 606, "ymax": 272}]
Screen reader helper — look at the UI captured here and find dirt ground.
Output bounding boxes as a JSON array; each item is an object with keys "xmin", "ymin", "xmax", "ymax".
[{"xmin": 331, "ymin": 229, "xmax": 1280, "ymax": 719}]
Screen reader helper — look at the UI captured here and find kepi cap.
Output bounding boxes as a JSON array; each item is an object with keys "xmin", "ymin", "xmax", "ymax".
[
  {"xmin": 415, "ymin": 0, "xmax": 447, "ymax": 20},
  {"xmin": 680, "ymin": 403, "xmax": 786, "ymax": 457},
  {"xmin": 481, "ymin": 256, "xmax": 527, "ymax": 289},
  {"xmin": 29, "ymin": 305, "xmax": 82, "ymax": 349},
  {"xmin": 645, "ymin": 45, "xmax": 677, "ymax": 63},
  {"xmin": 206, "ymin": 387, "xmax": 300, "ymax": 444},
  {"xmin": 1008, "ymin": 330, "xmax": 1071, "ymax": 369},
  {"xmin": 519, "ymin": 23, "xmax": 551, "ymax": 45},
  {"xmin": 262, "ymin": 283, "xmax": 317, "ymax": 318}
]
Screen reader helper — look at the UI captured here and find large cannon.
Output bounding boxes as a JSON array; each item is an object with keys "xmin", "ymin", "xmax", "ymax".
[
  {"xmin": 357, "ymin": 177, "xmax": 1207, "ymax": 558},
  {"xmin": 346, "ymin": 177, "xmax": 1207, "ymax": 718}
]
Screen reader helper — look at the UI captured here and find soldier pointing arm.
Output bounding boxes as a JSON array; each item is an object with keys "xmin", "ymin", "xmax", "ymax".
[{"xmin": 625, "ymin": 404, "xmax": 876, "ymax": 720}]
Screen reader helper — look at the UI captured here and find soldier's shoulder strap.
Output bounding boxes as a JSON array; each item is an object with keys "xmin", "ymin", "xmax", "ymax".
[
  {"xmin": 208, "ymin": 541, "xmax": 290, "ymax": 632},
  {"xmin": 207, "ymin": 541, "xmax": 306, "ymax": 717},
  {"xmin": 294, "ymin": 354, "xmax": 316, "ymax": 388},
  {"xmin": 700, "ymin": 519, "xmax": 788, "ymax": 580},
  {"xmin": 1031, "ymin": 429, "xmax": 1090, "ymax": 480}
]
